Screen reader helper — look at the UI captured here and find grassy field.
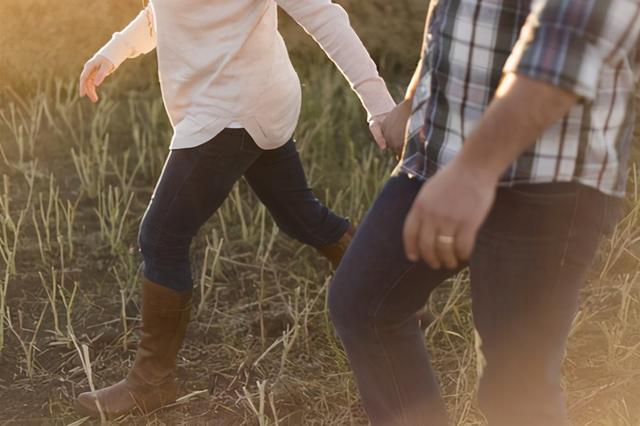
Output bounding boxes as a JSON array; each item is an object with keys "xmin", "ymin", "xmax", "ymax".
[{"xmin": 1, "ymin": 0, "xmax": 639, "ymax": 424}]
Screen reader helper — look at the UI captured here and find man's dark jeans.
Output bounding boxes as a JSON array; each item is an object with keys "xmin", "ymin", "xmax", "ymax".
[
  {"xmin": 139, "ymin": 128, "xmax": 349, "ymax": 291},
  {"xmin": 329, "ymin": 174, "xmax": 620, "ymax": 426}
]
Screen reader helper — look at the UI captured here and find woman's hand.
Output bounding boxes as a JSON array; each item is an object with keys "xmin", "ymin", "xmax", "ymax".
[
  {"xmin": 369, "ymin": 113, "xmax": 389, "ymax": 150},
  {"xmin": 79, "ymin": 55, "xmax": 115, "ymax": 103}
]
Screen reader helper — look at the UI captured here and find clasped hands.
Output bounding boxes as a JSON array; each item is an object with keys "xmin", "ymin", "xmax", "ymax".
[{"xmin": 371, "ymin": 100, "xmax": 496, "ymax": 271}]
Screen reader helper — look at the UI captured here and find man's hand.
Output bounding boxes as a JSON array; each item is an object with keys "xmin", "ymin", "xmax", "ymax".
[
  {"xmin": 79, "ymin": 55, "xmax": 115, "ymax": 103},
  {"xmin": 381, "ymin": 99, "xmax": 412, "ymax": 155},
  {"xmin": 402, "ymin": 159, "xmax": 496, "ymax": 269},
  {"xmin": 401, "ymin": 74, "xmax": 578, "ymax": 270}
]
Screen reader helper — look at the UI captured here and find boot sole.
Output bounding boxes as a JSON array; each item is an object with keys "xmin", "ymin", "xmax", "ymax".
[{"xmin": 73, "ymin": 398, "xmax": 133, "ymax": 420}]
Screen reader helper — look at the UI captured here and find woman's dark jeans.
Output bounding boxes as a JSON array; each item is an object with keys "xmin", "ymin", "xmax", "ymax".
[
  {"xmin": 328, "ymin": 174, "xmax": 621, "ymax": 426},
  {"xmin": 139, "ymin": 128, "xmax": 349, "ymax": 291}
]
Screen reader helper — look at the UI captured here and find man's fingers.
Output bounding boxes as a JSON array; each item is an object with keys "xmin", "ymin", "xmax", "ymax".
[
  {"xmin": 434, "ymin": 223, "xmax": 459, "ymax": 270},
  {"xmin": 455, "ymin": 222, "xmax": 478, "ymax": 261},
  {"xmin": 417, "ymin": 219, "xmax": 440, "ymax": 269},
  {"xmin": 402, "ymin": 207, "xmax": 422, "ymax": 262}
]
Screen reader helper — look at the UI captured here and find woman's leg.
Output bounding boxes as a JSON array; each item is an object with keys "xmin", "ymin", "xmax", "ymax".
[
  {"xmin": 243, "ymin": 139, "xmax": 352, "ymax": 265},
  {"xmin": 76, "ymin": 129, "xmax": 262, "ymax": 418},
  {"xmin": 139, "ymin": 129, "xmax": 262, "ymax": 290},
  {"xmin": 329, "ymin": 175, "xmax": 462, "ymax": 426}
]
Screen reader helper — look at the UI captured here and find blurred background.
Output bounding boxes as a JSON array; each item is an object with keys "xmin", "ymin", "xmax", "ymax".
[
  {"xmin": 0, "ymin": 0, "xmax": 638, "ymax": 424},
  {"xmin": 1, "ymin": 0, "xmax": 424, "ymax": 91}
]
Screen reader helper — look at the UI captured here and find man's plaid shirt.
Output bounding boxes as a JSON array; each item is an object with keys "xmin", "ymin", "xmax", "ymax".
[{"xmin": 396, "ymin": 0, "xmax": 640, "ymax": 197}]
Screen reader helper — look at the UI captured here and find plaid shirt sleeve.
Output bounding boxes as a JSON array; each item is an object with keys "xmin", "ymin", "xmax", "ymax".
[{"xmin": 503, "ymin": 0, "xmax": 640, "ymax": 99}]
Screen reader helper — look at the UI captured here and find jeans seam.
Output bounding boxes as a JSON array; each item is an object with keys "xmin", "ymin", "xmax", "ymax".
[
  {"xmin": 560, "ymin": 189, "xmax": 581, "ymax": 267},
  {"xmin": 151, "ymin": 154, "xmax": 204, "ymax": 264},
  {"xmin": 372, "ymin": 263, "xmax": 420, "ymax": 426}
]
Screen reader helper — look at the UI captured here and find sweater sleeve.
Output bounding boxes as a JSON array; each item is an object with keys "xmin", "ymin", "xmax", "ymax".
[
  {"xmin": 96, "ymin": 5, "xmax": 158, "ymax": 70},
  {"xmin": 276, "ymin": 0, "xmax": 396, "ymax": 120}
]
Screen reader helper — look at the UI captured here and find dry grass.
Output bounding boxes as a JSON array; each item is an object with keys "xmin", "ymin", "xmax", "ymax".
[{"xmin": 0, "ymin": 1, "xmax": 638, "ymax": 425}]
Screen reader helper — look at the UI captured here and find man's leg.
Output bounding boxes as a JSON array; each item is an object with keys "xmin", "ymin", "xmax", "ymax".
[
  {"xmin": 470, "ymin": 183, "xmax": 618, "ymax": 426},
  {"xmin": 243, "ymin": 139, "xmax": 352, "ymax": 265},
  {"xmin": 329, "ymin": 175, "xmax": 462, "ymax": 426}
]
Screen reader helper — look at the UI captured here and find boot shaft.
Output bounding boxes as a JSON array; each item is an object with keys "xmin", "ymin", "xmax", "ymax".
[{"xmin": 129, "ymin": 279, "xmax": 192, "ymax": 385}]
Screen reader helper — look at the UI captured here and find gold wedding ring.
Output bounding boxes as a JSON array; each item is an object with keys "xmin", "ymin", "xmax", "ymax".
[{"xmin": 436, "ymin": 235, "xmax": 455, "ymax": 245}]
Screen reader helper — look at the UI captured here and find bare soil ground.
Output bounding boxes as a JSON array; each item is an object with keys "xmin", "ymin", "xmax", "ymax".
[{"xmin": 1, "ymin": 1, "xmax": 639, "ymax": 425}]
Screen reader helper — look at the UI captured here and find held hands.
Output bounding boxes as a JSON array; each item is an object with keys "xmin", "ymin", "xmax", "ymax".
[
  {"xmin": 402, "ymin": 159, "xmax": 496, "ymax": 270},
  {"xmin": 369, "ymin": 98, "xmax": 412, "ymax": 153},
  {"xmin": 380, "ymin": 98, "xmax": 412, "ymax": 155},
  {"xmin": 79, "ymin": 55, "xmax": 115, "ymax": 103},
  {"xmin": 369, "ymin": 113, "xmax": 389, "ymax": 150}
]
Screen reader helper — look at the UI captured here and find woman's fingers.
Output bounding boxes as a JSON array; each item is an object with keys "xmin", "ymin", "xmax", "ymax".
[
  {"xmin": 87, "ymin": 80, "xmax": 99, "ymax": 103},
  {"xmin": 79, "ymin": 63, "xmax": 97, "ymax": 102},
  {"xmin": 369, "ymin": 120, "xmax": 387, "ymax": 150},
  {"xmin": 79, "ymin": 65, "xmax": 91, "ymax": 98},
  {"xmin": 79, "ymin": 57, "xmax": 114, "ymax": 102},
  {"xmin": 85, "ymin": 70, "xmax": 98, "ymax": 103},
  {"xmin": 94, "ymin": 61, "xmax": 113, "ymax": 86}
]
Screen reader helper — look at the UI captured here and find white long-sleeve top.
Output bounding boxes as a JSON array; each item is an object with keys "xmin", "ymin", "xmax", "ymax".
[{"xmin": 97, "ymin": 0, "xmax": 396, "ymax": 150}]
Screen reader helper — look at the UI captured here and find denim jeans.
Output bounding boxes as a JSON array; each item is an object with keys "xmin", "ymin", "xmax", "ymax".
[
  {"xmin": 139, "ymin": 128, "xmax": 349, "ymax": 291},
  {"xmin": 329, "ymin": 174, "xmax": 620, "ymax": 426}
]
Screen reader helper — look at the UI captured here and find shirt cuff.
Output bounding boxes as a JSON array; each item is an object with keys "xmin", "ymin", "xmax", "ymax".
[
  {"xmin": 354, "ymin": 78, "xmax": 397, "ymax": 121},
  {"xmin": 96, "ymin": 34, "xmax": 132, "ymax": 70},
  {"xmin": 503, "ymin": 24, "xmax": 604, "ymax": 100}
]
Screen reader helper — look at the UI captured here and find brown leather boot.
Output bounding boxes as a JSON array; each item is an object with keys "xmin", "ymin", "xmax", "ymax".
[
  {"xmin": 75, "ymin": 279, "xmax": 192, "ymax": 419},
  {"xmin": 316, "ymin": 224, "xmax": 357, "ymax": 269}
]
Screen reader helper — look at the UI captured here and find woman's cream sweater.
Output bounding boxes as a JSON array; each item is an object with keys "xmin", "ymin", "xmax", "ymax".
[{"xmin": 98, "ymin": 0, "xmax": 396, "ymax": 149}]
